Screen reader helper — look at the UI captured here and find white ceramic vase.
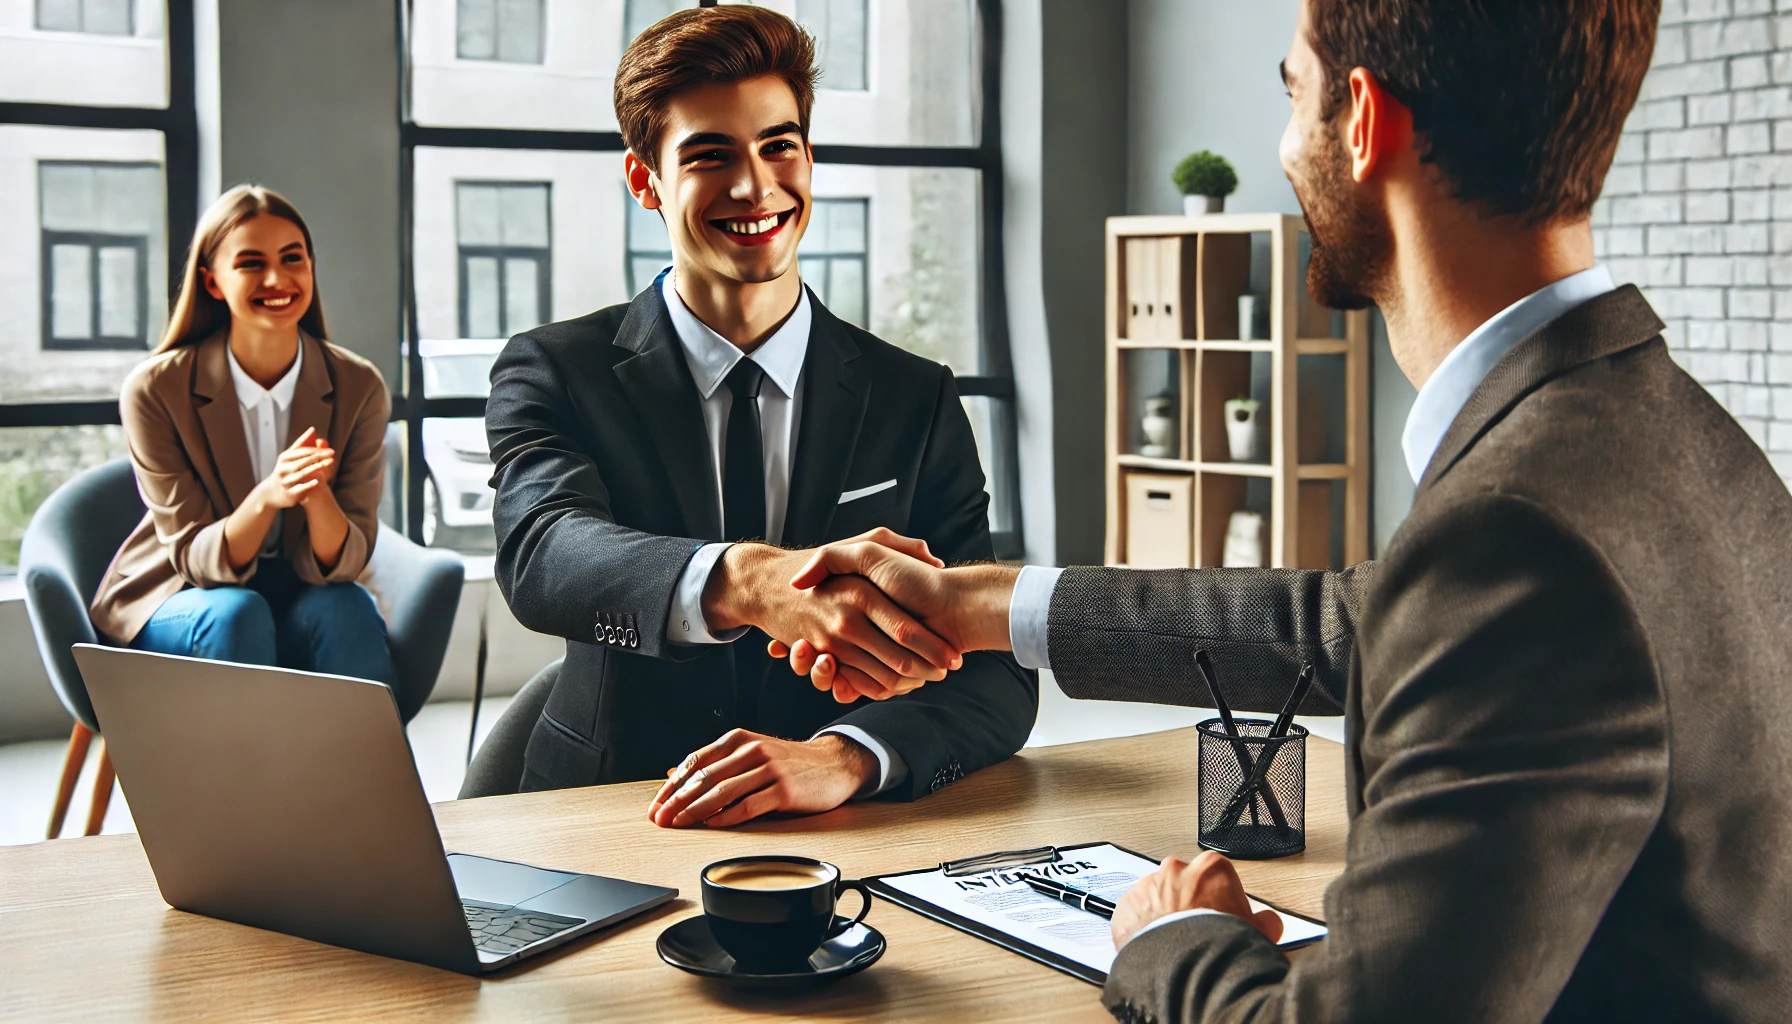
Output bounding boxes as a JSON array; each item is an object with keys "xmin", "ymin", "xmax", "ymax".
[
  {"xmin": 1184, "ymin": 194, "xmax": 1225, "ymax": 216},
  {"xmin": 1222, "ymin": 510, "xmax": 1266, "ymax": 568},
  {"xmin": 1223, "ymin": 397, "xmax": 1262, "ymax": 461},
  {"xmin": 1140, "ymin": 395, "xmax": 1175, "ymax": 458}
]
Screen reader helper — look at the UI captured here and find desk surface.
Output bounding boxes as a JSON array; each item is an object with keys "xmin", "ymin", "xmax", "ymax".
[{"xmin": 0, "ymin": 726, "xmax": 1346, "ymax": 1022}]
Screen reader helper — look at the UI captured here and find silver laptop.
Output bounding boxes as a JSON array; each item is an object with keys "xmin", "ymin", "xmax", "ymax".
[{"xmin": 73, "ymin": 644, "xmax": 676, "ymax": 975}]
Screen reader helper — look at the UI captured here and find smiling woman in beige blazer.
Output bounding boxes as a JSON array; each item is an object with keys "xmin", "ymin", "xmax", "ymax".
[{"xmin": 90, "ymin": 185, "xmax": 394, "ymax": 685}]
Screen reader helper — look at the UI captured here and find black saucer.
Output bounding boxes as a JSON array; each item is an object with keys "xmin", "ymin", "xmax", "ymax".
[{"xmin": 656, "ymin": 915, "xmax": 886, "ymax": 987}]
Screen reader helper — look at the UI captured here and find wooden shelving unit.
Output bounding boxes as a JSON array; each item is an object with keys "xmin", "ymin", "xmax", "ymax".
[{"xmin": 1103, "ymin": 213, "xmax": 1370, "ymax": 570}]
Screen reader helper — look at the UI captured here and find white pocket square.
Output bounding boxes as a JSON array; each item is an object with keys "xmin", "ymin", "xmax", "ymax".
[{"xmin": 838, "ymin": 479, "xmax": 898, "ymax": 504}]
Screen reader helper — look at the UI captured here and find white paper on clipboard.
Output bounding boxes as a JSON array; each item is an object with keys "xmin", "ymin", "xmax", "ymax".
[{"xmin": 875, "ymin": 843, "xmax": 1328, "ymax": 976}]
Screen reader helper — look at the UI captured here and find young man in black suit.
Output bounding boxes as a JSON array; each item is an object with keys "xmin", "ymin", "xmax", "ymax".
[
  {"xmin": 484, "ymin": 5, "xmax": 1036, "ymax": 827},
  {"xmin": 778, "ymin": 0, "xmax": 1792, "ymax": 1019}
]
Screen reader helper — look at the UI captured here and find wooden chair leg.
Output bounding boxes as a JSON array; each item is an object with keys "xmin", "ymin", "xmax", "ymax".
[
  {"xmin": 47, "ymin": 722, "xmax": 93, "ymax": 840},
  {"xmin": 83, "ymin": 741, "xmax": 116, "ymax": 837}
]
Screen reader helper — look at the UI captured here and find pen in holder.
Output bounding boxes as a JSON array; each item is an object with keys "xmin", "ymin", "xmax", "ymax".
[{"xmin": 1197, "ymin": 718, "xmax": 1307, "ymax": 859}]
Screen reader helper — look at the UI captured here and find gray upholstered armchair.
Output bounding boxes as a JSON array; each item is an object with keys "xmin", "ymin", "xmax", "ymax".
[{"xmin": 20, "ymin": 456, "xmax": 463, "ymax": 839}]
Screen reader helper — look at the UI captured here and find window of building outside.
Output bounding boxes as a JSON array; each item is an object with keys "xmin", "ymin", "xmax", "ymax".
[
  {"xmin": 456, "ymin": 181, "xmax": 551, "ymax": 339},
  {"xmin": 797, "ymin": 0, "xmax": 867, "ymax": 91},
  {"xmin": 799, "ymin": 197, "xmax": 867, "ymax": 326},
  {"xmin": 40, "ymin": 161, "xmax": 161, "ymax": 350},
  {"xmin": 625, "ymin": 0, "xmax": 689, "ymax": 43},
  {"xmin": 404, "ymin": 0, "xmax": 1016, "ymax": 556},
  {"xmin": 456, "ymin": 0, "xmax": 544, "ymax": 64},
  {"xmin": 1, "ymin": 2, "xmax": 185, "ymax": 576},
  {"xmin": 35, "ymin": 0, "xmax": 133, "ymax": 35}
]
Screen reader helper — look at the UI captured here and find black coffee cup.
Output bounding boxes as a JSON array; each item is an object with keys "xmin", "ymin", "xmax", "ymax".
[{"xmin": 700, "ymin": 855, "xmax": 872, "ymax": 970}]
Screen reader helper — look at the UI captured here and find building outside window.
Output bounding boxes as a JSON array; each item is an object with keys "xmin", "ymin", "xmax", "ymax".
[
  {"xmin": 456, "ymin": 0, "xmax": 544, "ymax": 64},
  {"xmin": 39, "ymin": 161, "xmax": 159, "ymax": 350},
  {"xmin": 455, "ymin": 181, "xmax": 551, "ymax": 339},
  {"xmin": 404, "ymin": 0, "xmax": 1016, "ymax": 556},
  {"xmin": 0, "ymin": 0, "xmax": 191, "ymax": 575},
  {"xmin": 35, "ymin": 0, "xmax": 133, "ymax": 35},
  {"xmin": 797, "ymin": 0, "xmax": 867, "ymax": 91}
]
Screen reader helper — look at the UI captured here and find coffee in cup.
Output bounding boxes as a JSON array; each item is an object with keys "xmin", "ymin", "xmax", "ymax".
[{"xmin": 700, "ymin": 856, "xmax": 871, "ymax": 970}]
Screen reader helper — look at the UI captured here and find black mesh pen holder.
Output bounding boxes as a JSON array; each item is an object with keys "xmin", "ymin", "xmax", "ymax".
[{"xmin": 1197, "ymin": 718, "xmax": 1306, "ymax": 859}]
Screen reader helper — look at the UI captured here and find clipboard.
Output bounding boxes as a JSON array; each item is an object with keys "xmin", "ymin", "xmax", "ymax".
[{"xmin": 865, "ymin": 841, "xmax": 1327, "ymax": 986}]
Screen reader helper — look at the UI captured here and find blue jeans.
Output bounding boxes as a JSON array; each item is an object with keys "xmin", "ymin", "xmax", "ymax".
[{"xmin": 130, "ymin": 558, "xmax": 397, "ymax": 687}]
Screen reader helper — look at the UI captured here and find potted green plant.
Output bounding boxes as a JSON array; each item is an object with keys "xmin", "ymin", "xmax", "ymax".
[{"xmin": 1172, "ymin": 150, "xmax": 1238, "ymax": 215}]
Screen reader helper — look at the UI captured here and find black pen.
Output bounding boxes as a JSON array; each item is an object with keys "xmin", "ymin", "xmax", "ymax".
[
  {"xmin": 1197, "ymin": 650, "xmax": 1290, "ymax": 830},
  {"xmin": 1017, "ymin": 873, "xmax": 1116, "ymax": 919},
  {"xmin": 1219, "ymin": 664, "xmax": 1315, "ymax": 830}
]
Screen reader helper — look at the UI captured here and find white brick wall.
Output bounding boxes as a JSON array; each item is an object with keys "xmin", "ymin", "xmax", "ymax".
[{"xmin": 1593, "ymin": 1, "xmax": 1792, "ymax": 478}]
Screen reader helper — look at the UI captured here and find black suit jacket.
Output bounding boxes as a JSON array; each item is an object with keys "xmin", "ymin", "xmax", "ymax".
[
  {"xmin": 485, "ymin": 284, "xmax": 1037, "ymax": 799},
  {"xmin": 1046, "ymin": 287, "xmax": 1792, "ymax": 1022}
]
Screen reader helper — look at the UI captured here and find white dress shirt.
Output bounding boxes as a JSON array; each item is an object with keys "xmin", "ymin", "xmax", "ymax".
[
  {"xmin": 227, "ymin": 339, "xmax": 302, "ymax": 555},
  {"xmin": 657, "ymin": 272, "xmax": 908, "ymax": 796},
  {"xmin": 1010, "ymin": 265, "xmax": 1619, "ymax": 944}
]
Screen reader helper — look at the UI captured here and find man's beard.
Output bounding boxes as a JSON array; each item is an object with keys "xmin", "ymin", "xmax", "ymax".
[{"xmin": 1292, "ymin": 126, "xmax": 1391, "ymax": 311}]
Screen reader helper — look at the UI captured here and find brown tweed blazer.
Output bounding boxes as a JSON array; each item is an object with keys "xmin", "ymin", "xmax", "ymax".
[
  {"xmin": 90, "ymin": 330, "xmax": 389, "ymax": 644},
  {"xmin": 1048, "ymin": 287, "xmax": 1792, "ymax": 1023}
]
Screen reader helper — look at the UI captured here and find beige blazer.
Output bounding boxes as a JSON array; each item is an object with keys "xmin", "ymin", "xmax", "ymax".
[{"xmin": 90, "ymin": 329, "xmax": 390, "ymax": 644}]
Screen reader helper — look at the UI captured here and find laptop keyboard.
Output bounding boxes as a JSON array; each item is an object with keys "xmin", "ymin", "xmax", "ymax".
[{"xmin": 462, "ymin": 902, "xmax": 583, "ymax": 955}]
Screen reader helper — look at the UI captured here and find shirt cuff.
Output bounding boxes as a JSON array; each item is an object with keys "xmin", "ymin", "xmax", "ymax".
[
  {"xmin": 1009, "ymin": 565, "xmax": 1064, "ymax": 671},
  {"xmin": 1125, "ymin": 908, "xmax": 1231, "ymax": 946},
  {"xmin": 815, "ymin": 724, "xmax": 911, "ymax": 798},
  {"xmin": 667, "ymin": 542, "xmax": 751, "ymax": 645}
]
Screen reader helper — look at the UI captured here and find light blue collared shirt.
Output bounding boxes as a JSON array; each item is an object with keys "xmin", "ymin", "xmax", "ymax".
[
  {"xmin": 1007, "ymin": 265, "xmax": 1619, "ymax": 678},
  {"xmin": 1401, "ymin": 264, "xmax": 1616, "ymax": 484},
  {"xmin": 657, "ymin": 272, "xmax": 908, "ymax": 798}
]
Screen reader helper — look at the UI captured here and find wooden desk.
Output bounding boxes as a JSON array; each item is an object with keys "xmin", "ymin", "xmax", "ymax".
[{"xmin": 0, "ymin": 727, "xmax": 1346, "ymax": 1022}]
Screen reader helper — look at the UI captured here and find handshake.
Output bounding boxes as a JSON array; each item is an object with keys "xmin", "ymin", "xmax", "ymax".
[{"xmin": 702, "ymin": 527, "xmax": 1020, "ymax": 703}]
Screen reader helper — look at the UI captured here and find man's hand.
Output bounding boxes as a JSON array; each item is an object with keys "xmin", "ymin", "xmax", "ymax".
[
  {"xmin": 704, "ymin": 529, "xmax": 963, "ymax": 702},
  {"xmin": 765, "ymin": 536, "xmax": 1020, "ymax": 694},
  {"xmin": 1110, "ymin": 850, "xmax": 1284, "ymax": 949},
  {"xmin": 647, "ymin": 730, "xmax": 877, "ymax": 828}
]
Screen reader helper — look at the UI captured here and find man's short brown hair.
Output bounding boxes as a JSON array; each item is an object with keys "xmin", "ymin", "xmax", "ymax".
[
  {"xmin": 614, "ymin": 5, "xmax": 819, "ymax": 174},
  {"xmin": 1308, "ymin": 0, "xmax": 1660, "ymax": 224}
]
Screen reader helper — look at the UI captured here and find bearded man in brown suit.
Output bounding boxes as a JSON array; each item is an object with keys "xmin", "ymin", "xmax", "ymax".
[{"xmin": 766, "ymin": 0, "xmax": 1792, "ymax": 1020}]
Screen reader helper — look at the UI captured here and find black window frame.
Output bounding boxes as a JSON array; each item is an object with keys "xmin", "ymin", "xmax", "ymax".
[
  {"xmin": 398, "ymin": 0, "xmax": 1020, "ymax": 557},
  {"xmin": 0, "ymin": 0, "xmax": 199, "ymax": 431}
]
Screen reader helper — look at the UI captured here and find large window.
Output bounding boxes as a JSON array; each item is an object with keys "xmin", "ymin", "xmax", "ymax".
[
  {"xmin": 456, "ymin": 0, "xmax": 543, "ymax": 64},
  {"xmin": 455, "ymin": 181, "xmax": 551, "ymax": 338},
  {"xmin": 402, "ymin": 0, "xmax": 1017, "ymax": 556},
  {"xmin": 0, "ymin": 0, "xmax": 195, "ymax": 576}
]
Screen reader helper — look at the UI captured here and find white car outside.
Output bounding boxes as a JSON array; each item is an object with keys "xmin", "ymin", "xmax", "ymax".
[{"xmin": 418, "ymin": 338, "xmax": 504, "ymax": 545}]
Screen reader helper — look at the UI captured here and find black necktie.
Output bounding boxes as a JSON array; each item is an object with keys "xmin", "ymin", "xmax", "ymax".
[{"xmin": 722, "ymin": 359, "xmax": 767, "ymax": 543}]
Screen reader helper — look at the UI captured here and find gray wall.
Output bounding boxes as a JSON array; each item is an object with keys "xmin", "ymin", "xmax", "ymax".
[
  {"xmin": 217, "ymin": 0, "xmax": 402, "ymax": 386},
  {"xmin": 1127, "ymin": 0, "xmax": 1416, "ymax": 553},
  {"xmin": 1038, "ymin": 1, "xmax": 1130, "ymax": 566}
]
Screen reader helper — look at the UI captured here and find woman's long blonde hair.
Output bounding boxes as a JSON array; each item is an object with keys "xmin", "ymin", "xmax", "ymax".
[{"xmin": 156, "ymin": 184, "xmax": 329, "ymax": 353}]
